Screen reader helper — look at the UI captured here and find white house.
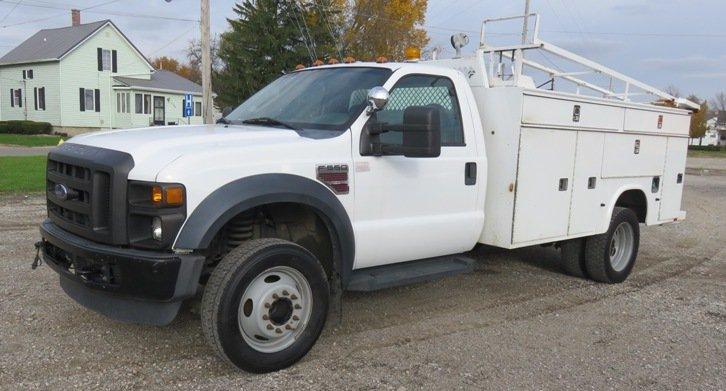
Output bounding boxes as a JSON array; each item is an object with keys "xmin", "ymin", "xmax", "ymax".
[
  {"xmin": 689, "ymin": 112, "xmax": 726, "ymax": 146},
  {"xmin": 0, "ymin": 10, "xmax": 204, "ymax": 134}
]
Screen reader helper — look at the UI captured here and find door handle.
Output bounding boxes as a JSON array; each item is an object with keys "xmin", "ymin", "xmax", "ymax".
[{"xmin": 465, "ymin": 162, "xmax": 477, "ymax": 186}]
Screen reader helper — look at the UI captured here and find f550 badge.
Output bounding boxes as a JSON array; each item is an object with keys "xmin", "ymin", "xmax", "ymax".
[{"xmin": 317, "ymin": 164, "xmax": 349, "ymax": 195}]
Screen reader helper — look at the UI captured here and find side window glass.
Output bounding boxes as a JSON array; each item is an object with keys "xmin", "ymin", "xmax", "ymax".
[{"xmin": 374, "ymin": 74, "xmax": 464, "ymax": 146}]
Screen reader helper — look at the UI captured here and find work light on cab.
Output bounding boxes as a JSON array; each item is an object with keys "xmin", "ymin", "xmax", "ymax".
[{"xmin": 405, "ymin": 46, "xmax": 421, "ymax": 61}]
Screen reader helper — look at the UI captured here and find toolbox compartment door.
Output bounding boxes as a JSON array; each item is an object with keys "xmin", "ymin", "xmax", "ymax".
[
  {"xmin": 512, "ymin": 127, "xmax": 576, "ymax": 244},
  {"xmin": 568, "ymin": 131, "xmax": 605, "ymax": 236},
  {"xmin": 602, "ymin": 133, "xmax": 667, "ymax": 178},
  {"xmin": 658, "ymin": 137, "xmax": 688, "ymax": 221}
]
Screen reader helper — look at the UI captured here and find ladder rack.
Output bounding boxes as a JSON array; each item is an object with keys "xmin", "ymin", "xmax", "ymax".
[{"xmin": 477, "ymin": 14, "xmax": 699, "ymax": 111}]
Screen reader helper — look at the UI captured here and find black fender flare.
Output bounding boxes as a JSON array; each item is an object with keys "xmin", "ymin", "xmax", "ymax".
[{"xmin": 174, "ymin": 174, "xmax": 355, "ymax": 284}]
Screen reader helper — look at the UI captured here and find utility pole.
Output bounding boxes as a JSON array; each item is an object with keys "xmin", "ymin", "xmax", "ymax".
[
  {"xmin": 521, "ymin": 0, "xmax": 531, "ymax": 44},
  {"xmin": 201, "ymin": 0, "xmax": 213, "ymax": 124}
]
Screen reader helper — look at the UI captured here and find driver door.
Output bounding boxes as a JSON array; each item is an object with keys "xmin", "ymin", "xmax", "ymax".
[{"xmin": 351, "ymin": 70, "xmax": 482, "ymax": 269}]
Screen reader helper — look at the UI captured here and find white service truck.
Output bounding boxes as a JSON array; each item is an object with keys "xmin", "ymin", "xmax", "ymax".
[{"xmin": 36, "ymin": 16, "xmax": 696, "ymax": 372}]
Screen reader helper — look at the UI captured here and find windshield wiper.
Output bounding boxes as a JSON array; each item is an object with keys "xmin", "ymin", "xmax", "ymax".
[
  {"xmin": 216, "ymin": 117, "xmax": 231, "ymax": 124},
  {"xmin": 241, "ymin": 117, "xmax": 302, "ymax": 132}
]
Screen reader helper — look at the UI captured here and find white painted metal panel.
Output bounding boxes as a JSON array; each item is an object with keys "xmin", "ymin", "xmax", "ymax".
[
  {"xmin": 602, "ymin": 134, "xmax": 666, "ymax": 178},
  {"xmin": 623, "ymin": 108, "xmax": 690, "ymax": 136},
  {"xmin": 658, "ymin": 137, "xmax": 688, "ymax": 221},
  {"xmin": 351, "ymin": 66, "xmax": 483, "ymax": 269},
  {"xmin": 522, "ymin": 93, "xmax": 624, "ymax": 131},
  {"xmin": 568, "ymin": 132, "xmax": 605, "ymax": 235},
  {"xmin": 475, "ymin": 87, "xmax": 524, "ymax": 248},
  {"xmin": 513, "ymin": 127, "xmax": 576, "ymax": 244}
]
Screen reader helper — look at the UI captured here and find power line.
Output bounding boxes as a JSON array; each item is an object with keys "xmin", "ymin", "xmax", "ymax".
[
  {"xmin": 557, "ymin": 0, "xmax": 589, "ymax": 47},
  {"xmin": 546, "ymin": 30, "xmax": 726, "ymax": 38},
  {"xmin": 293, "ymin": 0, "xmax": 317, "ymax": 59},
  {"xmin": 0, "ymin": 0, "xmax": 24, "ymax": 24},
  {"xmin": 287, "ymin": 1, "xmax": 314, "ymax": 61},
  {"xmin": 0, "ymin": 0, "xmax": 198, "ymax": 23},
  {"xmin": 145, "ymin": 24, "xmax": 198, "ymax": 58},
  {"xmin": 1, "ymin": 0, "xmax": 122, "ymax": 28},
  {"xmin": 313, "ymin": 0, "xmax": 342, "ymax": 59}
]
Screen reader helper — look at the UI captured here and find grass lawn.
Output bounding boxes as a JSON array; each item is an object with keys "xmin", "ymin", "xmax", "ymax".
[
  {"xmin": 0, "ymin": 156, "xmax": 47, "ymax": 193},
  {"xmin": 0, "ymin": 134, "xmax": 65, "ymax": 147},
  {"xmin": 688, "ymin": 149, "xmax": 726, "ymax": 158}
]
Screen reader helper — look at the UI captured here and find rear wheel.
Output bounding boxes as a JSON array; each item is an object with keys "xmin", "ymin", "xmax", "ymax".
[
  {"xmin": 560, "ymin": 239, "xmax": 588, "ymax": 278},
  {"xmin": 584, "ymin": 207, "xmax": 640, "ymax": 283},
  {"xmin": 201, "ymin": 238, "xmax": 329, "ymax": 373}
]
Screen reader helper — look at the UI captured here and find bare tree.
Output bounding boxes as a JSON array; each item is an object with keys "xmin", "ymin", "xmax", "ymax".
[
  {"xmin": 710, "ymin": 91, "xmax": 726, "ymax": 113},
  {"xmin": 186, "ymin": 37, "xmax": 221, "ymax": 74},
  {"xmin": 664, "ymin": 85, "xmax": 681, "ymax": 98}
]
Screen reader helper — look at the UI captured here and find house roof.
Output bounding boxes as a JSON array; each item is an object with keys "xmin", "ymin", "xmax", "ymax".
[
  {"xmin": 114, "ymin": 70, "xmax": 203, "ymax": 94},
  {"xmin": 0, "ymin": 20, "xmax": 153, "ymax": 69},
  {"xmin": 0, "ymin": 20, "xmax": 109, "ymax": 65}
]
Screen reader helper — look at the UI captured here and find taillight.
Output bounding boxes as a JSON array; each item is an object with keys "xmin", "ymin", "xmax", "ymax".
[{"xmin": 317, "ymin": 164, "xmax": 349, "ymax": 195}]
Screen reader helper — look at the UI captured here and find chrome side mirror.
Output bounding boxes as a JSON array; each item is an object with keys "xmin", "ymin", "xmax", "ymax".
[{"xmin": 366, "ymin": 86, "xmax": 389, "ymax": 114}]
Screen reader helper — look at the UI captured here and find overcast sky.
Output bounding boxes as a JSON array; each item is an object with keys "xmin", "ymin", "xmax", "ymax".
[{"xmin": 1, "ymin": 0, "xmax": 724, "ymax": 100}]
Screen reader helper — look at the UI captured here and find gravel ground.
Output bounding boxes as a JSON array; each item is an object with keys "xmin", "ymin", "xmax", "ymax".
[{"xmin": 0, "ymin": 174, "xmax": 724, "ymax": 390}]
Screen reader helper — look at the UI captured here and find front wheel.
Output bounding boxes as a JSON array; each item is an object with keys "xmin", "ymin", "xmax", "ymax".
[
  {"xmin": 584, "ymin": 207, "xmax": 640, "ymax": 283},
  {"xmin": 201, "ymin": 238, "xmax": 329, "ymax": 373}
]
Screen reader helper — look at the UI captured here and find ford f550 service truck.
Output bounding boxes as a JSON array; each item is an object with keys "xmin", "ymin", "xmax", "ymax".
[{"xmin": 36, "ymin": 15, "xmax": 696, "ymax": 372}]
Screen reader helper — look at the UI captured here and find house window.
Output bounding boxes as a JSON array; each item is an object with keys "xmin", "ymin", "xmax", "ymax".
[
  {"xmin": 34, "ymin": 87, "xmax": 45, "ymax": 110},
  {"xmin": 28, "ymin": 70, "xmax": 33, "ymax": 79},
  {"xmin": 117, "ymin": 92, "xmax": 132, "ymax": 113},
  {"xmin": 195, "ymin": 101, "xmax": 202, "ymax": 116},
  {"xmin": 10, "ymin": 89, "xmax": 22, "ymax": 107},
  {"xmin": 85, "ymin": 89, "xmax": 95, "ymax": 111},
  {"xmin": 135, "ymin": 94, "xmax": 143, "ymax": 114},
  {"xmin": 79, "ymin": 88, "xmax": 99, "ymax": 112},
  {"xmin": 144, "ymin": 94, "xmax": 151, "ymax": 114},
  {"xmin": 102, "ymin": 49, "xmax": 112, "ymax": 71}
]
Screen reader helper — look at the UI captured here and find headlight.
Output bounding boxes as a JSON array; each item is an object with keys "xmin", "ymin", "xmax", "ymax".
[
  {"xmin": 128, "ymin": 181, "xmax": 187, "ymax": 249},
  {"xmin": 152, "ymin": 217, "xmax": 163, "ymax": 241}
]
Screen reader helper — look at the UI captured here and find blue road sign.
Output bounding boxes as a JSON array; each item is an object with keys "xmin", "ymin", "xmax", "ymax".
[{"xmin": 183, "ymin": 94, "xmax": 194, "ymax": 117}]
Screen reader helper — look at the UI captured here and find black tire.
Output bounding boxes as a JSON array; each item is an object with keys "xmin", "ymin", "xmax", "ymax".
[
  {"xmin": 201, "ymin": 238, "xmax": 329, "ymax": 373},
  {"xmin": 584, "ymin": 207, "xmax": 640, "ymax": 283},
  {"xmin": 560, "ymin": 238, "xmax": 588, "ymax": 278}
]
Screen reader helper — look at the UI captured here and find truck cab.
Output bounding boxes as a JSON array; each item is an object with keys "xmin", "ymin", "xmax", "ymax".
[{"xmin": 37, "ymin": 15, "xmax": 694, "ymax": 373}]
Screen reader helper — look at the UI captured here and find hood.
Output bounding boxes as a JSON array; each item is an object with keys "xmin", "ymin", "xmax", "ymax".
[{"xmin": 67, "ymin": 125, "xmax": 305, "ymax": 180}]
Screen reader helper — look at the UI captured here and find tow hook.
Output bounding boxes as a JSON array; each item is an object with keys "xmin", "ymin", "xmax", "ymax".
[{"xmin": 31, "ymin": 241, "xmax": 43, "ymax": 270}]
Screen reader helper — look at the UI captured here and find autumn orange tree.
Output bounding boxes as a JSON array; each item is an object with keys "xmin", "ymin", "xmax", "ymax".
[
  {"xmin": 687, "ymin": 95, "xmax": 709, "ymax": 139},
  {"xmin": 341, "ymin": 0, "xmax": 429, "ymax": 61},
  {"xmin": 150, "ymin": 56, "xmax": 201, "ymax": 84}
]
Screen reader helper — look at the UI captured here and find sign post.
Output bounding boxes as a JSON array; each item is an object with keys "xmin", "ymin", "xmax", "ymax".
[{"xmin": 183, "ymin": 94, "xmax": 194, "ymax": 124}]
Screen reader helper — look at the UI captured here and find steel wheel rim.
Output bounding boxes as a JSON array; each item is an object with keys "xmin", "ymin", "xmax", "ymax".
[
  {"xmin": 237, "ymin": 265, "xmax": 313, "ymax": 353},
  {"xmin": 609, "ymin": 222, "xmax": 634, "ymax": 272}
]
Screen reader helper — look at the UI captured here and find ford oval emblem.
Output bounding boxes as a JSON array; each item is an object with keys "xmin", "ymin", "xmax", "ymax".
[{"xmin": 54, "ymin": 184, "xmax": 70, "ymax": 200}]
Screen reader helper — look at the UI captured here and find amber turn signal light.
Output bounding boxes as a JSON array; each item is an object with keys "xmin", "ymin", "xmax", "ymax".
[
  {"xmin": 151, "ymin": 185, "xmax": 184, "ymax": 206},
  {"xmin": 152, "ymin": 186, "xmax": 163, "ymax": 203},
  {"xmin": 165, "ymin": 186, "xmax": 184, "ymax": 206}
]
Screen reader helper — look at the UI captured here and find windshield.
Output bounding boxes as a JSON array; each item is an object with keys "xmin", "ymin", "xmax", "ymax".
[{"xmin": 224, "ymin": 67, "xmax": 392, "ymax": 131}]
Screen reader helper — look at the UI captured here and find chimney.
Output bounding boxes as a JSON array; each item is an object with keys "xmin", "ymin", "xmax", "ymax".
[{"xmin": 71, "ymin": 9, "xmax": 80, "ymax": 26}]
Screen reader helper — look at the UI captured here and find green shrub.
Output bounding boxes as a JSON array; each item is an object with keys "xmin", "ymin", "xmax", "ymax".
[
  {"xmin": 0, "ymin": 120, "xmax": 53, "ymax": 135},
  {"xmin": 688, "ymin": 145, "xmax": 724, "ymax": 151}
]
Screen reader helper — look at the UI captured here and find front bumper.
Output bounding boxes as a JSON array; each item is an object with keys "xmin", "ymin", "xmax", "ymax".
[{"xmin": 39, "ymin": 219, "xmax": 204, "ymax": 325}]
